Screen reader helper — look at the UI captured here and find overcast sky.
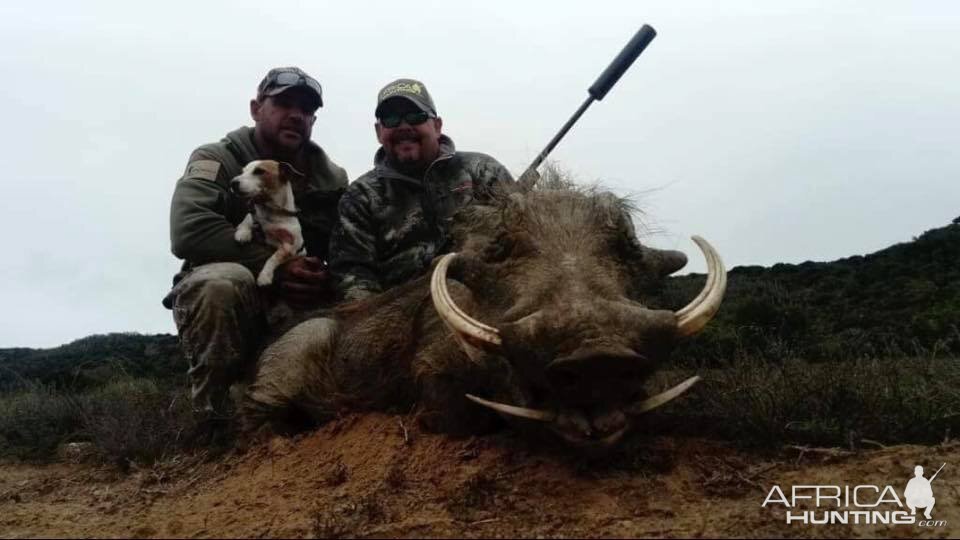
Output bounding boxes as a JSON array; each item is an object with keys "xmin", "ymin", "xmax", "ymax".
[{"xmin": 1, "ymin": 1, "xmax": 957, "ymax": 348}]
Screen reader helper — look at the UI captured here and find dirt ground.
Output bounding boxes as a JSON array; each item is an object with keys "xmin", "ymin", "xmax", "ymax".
[{"xmin": 0, "ymin": 413, "xmax": 957, "ymax": 539}]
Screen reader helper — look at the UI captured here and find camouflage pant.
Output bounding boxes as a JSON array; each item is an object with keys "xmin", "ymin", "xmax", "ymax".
[{"xmin": 166, "ymin": 263, "xmax": 301, "ymax": 413}]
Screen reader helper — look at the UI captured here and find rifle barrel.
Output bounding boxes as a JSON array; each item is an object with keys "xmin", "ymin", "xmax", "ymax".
[
  {"xmin": 524, "ymin": 95, "xmax": 595, "ymax": 178},
  {"xmin": 520, "ymin": 24, "xmax": 657, "ymax": 187},
  {"xmin": 930, "ymin": 462, "xmax": 946, "ymax": 482}
]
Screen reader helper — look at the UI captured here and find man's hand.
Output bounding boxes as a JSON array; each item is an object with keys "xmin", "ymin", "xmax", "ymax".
[{"xmin": 274, "ymin": 256, "xmax": 335, "ymax": 308}]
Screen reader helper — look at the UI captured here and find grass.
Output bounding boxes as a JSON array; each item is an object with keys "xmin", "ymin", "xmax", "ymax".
[
  {"xmin": 647, "ymin": 354, "xmax": 960, "ymax": 447},
  {"xmin": 77, "ymin": 378, "xmax": 199, "ymax": 468},
  {"xmin": 0, "ymin": 377, "xmax": 202, "ymax": 465},
  {"xmin": 1, "ymin": 352, "xmax": 957, "ymax": 466},
  {"xmin": 0, "ymin": 383, "xmax": 85, "ymax": 461}
]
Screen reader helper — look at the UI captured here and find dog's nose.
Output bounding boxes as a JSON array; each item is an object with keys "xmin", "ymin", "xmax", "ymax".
[{"xmin": 229, "ymin": 178, "xmax": 241, "ymax": 194}]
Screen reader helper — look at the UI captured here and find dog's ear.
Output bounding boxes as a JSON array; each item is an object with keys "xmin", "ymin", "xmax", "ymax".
[{"xmin": 278, "ymin": 162, "xmax": 306, "ymax": 186}]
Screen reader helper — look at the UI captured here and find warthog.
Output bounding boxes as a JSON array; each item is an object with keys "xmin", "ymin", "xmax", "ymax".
[{"xmin": 242, "ymin": 184, "xmax": 726, "ymax": 448}]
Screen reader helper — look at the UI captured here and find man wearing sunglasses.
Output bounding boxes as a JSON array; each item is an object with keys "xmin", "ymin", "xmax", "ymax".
[
  {"xmin": 330, "ymin": 78, "xmax": 513, "ymax": 301},
  {"xmin": 165, "ymin": 67, "xmax": 348, "ymax": 416}
]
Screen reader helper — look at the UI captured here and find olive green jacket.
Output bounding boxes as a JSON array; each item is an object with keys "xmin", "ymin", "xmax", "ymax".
[{"xmin": 169, "ymin": 127, "xmax": 348, "ymax": 281}]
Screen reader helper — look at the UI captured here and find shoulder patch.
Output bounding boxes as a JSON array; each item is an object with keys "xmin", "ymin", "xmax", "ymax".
[{"xmin": 184, "ymin": 159, "xmax": 221, "ymax": 181}]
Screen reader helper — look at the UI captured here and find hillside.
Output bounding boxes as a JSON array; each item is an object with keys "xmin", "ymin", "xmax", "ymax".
[
  {"xmin": 660, "ymin": 218, "xmax": 960, "ymax": 362},
  {"xmin": 1, "ymin": 219, "xmax": 958, "ymax": 387},
  {"xmin": 0, "ymin": 334, "xmax": 183, "ymax": 390},
  {"xmin": 1, "ymin": 222, "xmax": 957, "ymax": 538}
]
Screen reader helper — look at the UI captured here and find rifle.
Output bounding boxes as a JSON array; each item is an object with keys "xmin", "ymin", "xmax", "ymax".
[
  {"xmin": 519, "ymin": 24, "xmax": 658, "ymax": 188},
  {"xmin": 930, "ymin": 462, "xmax": 946, "ymax": 483}
]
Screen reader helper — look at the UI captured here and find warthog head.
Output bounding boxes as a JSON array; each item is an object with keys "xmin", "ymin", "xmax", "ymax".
[{"xmin": 428, "ymin": 186, "xmax": 726, "ymax": 448}]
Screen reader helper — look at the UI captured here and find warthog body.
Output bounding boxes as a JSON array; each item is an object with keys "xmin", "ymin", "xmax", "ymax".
[{"xmin": 243, "ymin": 184, "xmax": 725, "ymax": 448}]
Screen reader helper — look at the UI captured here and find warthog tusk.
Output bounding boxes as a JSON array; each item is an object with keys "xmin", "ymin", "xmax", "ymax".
[
  {"xmin": 431, "ymin": 253, "xmax": 502, "ymax": 347},
  {"xmin": 468, "ymin": 376, "xmax": 699, "ymax": 425},
  {"xmin": 625, "ymin": 375, "xmax": 701, "ymax": 416},
  {"xmin": 675, "ymin": 236, "xmax": 727, "ymax": 337},
  {"xmin": 465, "ymin": 394, "xmax": 556, "ymax": 422}
]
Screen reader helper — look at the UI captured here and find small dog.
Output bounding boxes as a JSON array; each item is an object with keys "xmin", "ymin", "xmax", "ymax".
[{"xmin": 231, "ymin": 160, "xmax": 305, "ymax": 286}]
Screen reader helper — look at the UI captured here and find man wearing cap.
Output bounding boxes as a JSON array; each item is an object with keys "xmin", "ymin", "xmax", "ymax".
[
  {"xmin": 330, "ymin": 78, "xmax": 514, "ymax": 300},
  {"xmin": 165, "ymin": 67, "xmax": 348, "ymax": 415}
]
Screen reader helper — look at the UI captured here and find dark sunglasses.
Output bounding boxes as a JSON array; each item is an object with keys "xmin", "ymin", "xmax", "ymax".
[
  {"xmin": 268, "ymin": 71, "xmax": 323, "ymax": 96},
  {"xmin": 378, "ymin": 110, "xmax": 433, "ymax": 128}
]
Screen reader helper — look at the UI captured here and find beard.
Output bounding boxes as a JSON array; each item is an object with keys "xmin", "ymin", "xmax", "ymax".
[{"xmin": 386, "ymin": 130, "xmax": 434, "ymax": 176}]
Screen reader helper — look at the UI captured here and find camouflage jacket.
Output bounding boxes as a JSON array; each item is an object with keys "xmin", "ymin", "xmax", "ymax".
[
  {"xmin": 329, "ymin": 135, "xmax": 513, "ymax": 300},
  {"xmin": 169, "ymin": 127, "xmax": 348, "ymax": 281}
]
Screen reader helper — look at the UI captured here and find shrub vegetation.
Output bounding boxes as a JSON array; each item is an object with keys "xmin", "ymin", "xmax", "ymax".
[{"xmin": 1, "ymin": 217, "xmax": 958, "ymax": 462}]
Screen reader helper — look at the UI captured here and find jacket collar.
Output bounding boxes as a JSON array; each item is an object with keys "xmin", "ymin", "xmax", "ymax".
[{"xmin": 225, "ymin": 126, "xmax": 261, "ymax": 163}]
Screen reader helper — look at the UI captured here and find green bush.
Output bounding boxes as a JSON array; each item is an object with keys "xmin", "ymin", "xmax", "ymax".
[
  {"xmin": 0, "ymin": 383, "xmax": 85, "ymax": 461},
  {"xmin": 650, "ymin": 355, "xmax": 960, "ymax": 447},
  {"xmin": 0, "ymin": 377, "xmax": 199, "ymax": 465},
  {"xmin": 78, "ymin": 378, "xmax": 197, "ymax": 466}
]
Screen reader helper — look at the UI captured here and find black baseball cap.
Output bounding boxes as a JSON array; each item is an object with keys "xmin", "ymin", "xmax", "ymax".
[{"xmin": 375, "ymin": 78, "xmax": 437, "ymax": 117}]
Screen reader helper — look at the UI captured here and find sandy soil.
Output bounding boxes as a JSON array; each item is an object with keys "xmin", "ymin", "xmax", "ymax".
[{"xmin": 0, "ymin": 413, "xmax": 957, "ymax": 538}]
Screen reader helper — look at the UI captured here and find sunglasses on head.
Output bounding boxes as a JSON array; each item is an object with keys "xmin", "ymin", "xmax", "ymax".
[
  {"xmin": 378, "ymin": 110, "xmax": 433, "ymax": 128},
  {"xmin": 268, "ymin": 71, "xmax": 323, "ymax": 96}
]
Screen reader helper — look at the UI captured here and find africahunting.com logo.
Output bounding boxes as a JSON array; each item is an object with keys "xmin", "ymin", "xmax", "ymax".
[{"xmin": 761, "ymin": 463, "xmax": 947, "ymax": 527}]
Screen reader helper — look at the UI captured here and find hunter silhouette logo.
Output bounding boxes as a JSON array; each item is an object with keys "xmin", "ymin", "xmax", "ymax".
[{"xmin": 905, "ymin": 463, "xmax": 943, "ymax": 520}]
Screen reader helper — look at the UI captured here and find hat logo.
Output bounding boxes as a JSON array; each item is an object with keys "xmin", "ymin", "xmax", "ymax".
[{"xmin": 381, "ymin": 81, "xmax": 423, "ymax": 100}]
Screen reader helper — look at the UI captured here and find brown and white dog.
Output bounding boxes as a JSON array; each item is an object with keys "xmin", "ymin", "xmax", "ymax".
[{"xmin": 231, "ymin": 160, "xmax": 305, "ymax": 286}]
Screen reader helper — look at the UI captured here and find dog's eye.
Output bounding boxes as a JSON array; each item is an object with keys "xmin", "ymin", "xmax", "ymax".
[{"xmin": 252, "ymin": 167, "xmax": 264, "ymax": 175}]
